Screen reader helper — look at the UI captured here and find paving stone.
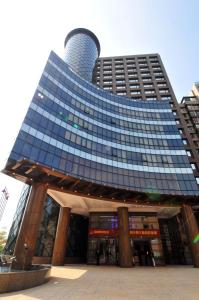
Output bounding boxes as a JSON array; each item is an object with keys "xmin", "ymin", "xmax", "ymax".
[{"xmin": 0, "ymin": 265, "xmax": 199, "ymax": 300}]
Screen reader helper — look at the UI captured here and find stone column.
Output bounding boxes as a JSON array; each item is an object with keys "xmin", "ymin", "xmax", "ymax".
[
  {"xmin": 13, "ymin": 183, "xmax": 47, "ymax": 270},
  {"xmin": 52, "ymin": 207, "xmax": 71, "ymax": 266},
  {"xmin": 117, "ymin": 207, "xmax": 132, "ymax": 267},
  {"xmin": 181, "ymin": 204, "xmax": 199, "ymax": 268}
]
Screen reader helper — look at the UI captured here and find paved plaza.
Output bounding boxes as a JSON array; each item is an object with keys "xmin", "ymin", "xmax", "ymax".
[{"xmin": 1, "ymin": 265, "xmax": 199, "ymax": 300}]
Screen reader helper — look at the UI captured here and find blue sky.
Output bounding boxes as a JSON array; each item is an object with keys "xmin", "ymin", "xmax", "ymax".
[{"xmin": 0, "ymin": 0, "xmax": 198, "ymax": 231}]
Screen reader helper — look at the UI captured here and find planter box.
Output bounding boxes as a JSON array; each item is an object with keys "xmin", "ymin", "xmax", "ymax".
[{"xmin": 0, "ymin": 265, "xmax": 51, "ymax": 293}]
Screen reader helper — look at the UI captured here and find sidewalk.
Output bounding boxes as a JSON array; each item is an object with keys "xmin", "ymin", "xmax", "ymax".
[{"xmin": 1, "ymin": 265, "xmax": 199, "ymax": 300}]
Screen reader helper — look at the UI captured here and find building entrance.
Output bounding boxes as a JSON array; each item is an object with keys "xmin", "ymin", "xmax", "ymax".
[
  {"xmin": 133, "ymin": 239, "xmax": 153, "ymax": 266},
  {"xmin": 66, "ymin": 214, "xmax": 89, "ymax": 263},
  {"xmin": 88, "ymin": 237, "xmax": 118, "ymax": 265}
]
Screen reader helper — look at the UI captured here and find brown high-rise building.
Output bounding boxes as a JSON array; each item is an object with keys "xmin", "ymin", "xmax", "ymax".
[
  {"xmin": 3, "ymin": 29, "xmax": 199, "ymax": 269},
  {"xmin": 180, "ymin": 95, "xmax": 199, "ymax": 181},
  {"xmin": 189, "ymin": 82, "xmax": 199, "ymax": 98},
  {"xmin": 93, "ymin": 54, "xmax": 173, "ymax": 102},
  {"xmin": 179, "ymin": 83, "xmax": 199, "ymax": 226}
]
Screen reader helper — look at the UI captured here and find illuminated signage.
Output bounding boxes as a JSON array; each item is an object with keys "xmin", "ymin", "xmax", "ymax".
[
  {"xmin": 89, "ymin": 229, "xmax": 117, "ymax": 236},
  {"xmin": 129, "ymin": 229, "xmax": 160, "ymax": 237},
  {"xmin": 89, "ymin": 229, "xmax": 160, "ymax": 237}
]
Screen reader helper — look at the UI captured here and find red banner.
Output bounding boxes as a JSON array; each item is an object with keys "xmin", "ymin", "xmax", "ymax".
[
  {"xmin": 89, "ymin": 228, "xmax": 160, "ymax": 237},
  {"xmin": 89, "ymin": 229, "xmax": 117, "ymax": 236}
]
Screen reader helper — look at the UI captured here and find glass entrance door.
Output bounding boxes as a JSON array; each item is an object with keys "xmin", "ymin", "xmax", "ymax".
[
  {"xmin": 88, "ymin": 237, "xmax": 118, "ymax": 265},
  {"xmin": 133, "ymin": 239, "xmax": 153, "ymax": 266}
]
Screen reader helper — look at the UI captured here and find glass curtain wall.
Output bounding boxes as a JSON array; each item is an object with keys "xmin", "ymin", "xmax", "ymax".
[
  {"xmin": 34, "ymin": 196, "xmax": 59, "ymax": 257},
  {"xmin": 4, "ymin": 184, "xmax": 31, "ymax": 254}
]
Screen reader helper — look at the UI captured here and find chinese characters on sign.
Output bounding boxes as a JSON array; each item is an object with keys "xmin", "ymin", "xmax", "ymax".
[{"xmin": 89, "ymin": 228, "xmax": 160, "ymax": 237}]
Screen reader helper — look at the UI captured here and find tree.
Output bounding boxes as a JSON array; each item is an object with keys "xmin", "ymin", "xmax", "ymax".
[{"xmin": 0, "ymin": 230, "xmax": 7, "ymax": 253}]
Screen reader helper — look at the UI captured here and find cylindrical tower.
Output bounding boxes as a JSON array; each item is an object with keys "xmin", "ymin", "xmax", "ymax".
[{"xmin": 63, "ymin": 28, "xmax": 100, "ymax": 82}]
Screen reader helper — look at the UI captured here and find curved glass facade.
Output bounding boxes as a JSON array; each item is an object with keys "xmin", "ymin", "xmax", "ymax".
[
  {"xmin": 7, "ymin": 51, "xmax": 199, "ymax": 197},
  {"xmin": 63, "ymin": 28, "xmax": 100, "ymax": 82}
]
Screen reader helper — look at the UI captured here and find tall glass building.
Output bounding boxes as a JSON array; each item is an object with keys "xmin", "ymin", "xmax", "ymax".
[{"xmin": 3, "ymin": 28, "xmax": 199, "ymax": 268}]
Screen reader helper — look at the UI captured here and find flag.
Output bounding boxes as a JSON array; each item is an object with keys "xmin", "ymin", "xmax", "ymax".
[{"xmin": 2, "ymin": 187, "xmax": 9, "ymax": 200}]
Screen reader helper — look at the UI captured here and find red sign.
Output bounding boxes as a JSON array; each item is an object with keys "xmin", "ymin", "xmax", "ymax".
[
  {"xmin": 89, "ymin": 228, "xmax": 160, "ymax": 238},
  {"xmin": 89, "ymin": 229, "xmax": 117, "ymax": 236}
]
